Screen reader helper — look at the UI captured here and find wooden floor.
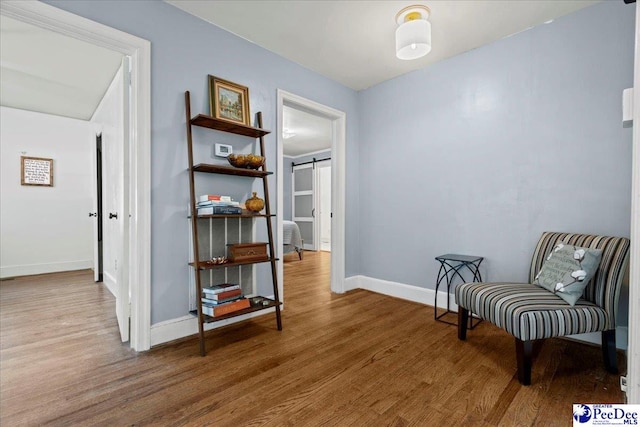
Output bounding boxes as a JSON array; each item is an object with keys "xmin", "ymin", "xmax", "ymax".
[{"xmin": 1, "ymin": 252, "xmax": 624, "ymax": 426}]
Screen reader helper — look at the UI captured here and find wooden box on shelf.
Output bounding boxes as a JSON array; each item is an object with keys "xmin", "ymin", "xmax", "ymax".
[{"xmin": 228, "ymin": 243, "xmax": 268, "ymax": 262}]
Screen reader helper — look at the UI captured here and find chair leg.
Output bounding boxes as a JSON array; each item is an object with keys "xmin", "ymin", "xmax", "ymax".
[
  {"xmin": 515, "ymin": 339, "xmax": 533, "ymax": 386},
  {"xmin": 602, "ymin": 329, "xmax": 618, "ymax": 374},
  {"xmin": 458, "ymin": 308, "xmax": 469, "ymax": 340}
]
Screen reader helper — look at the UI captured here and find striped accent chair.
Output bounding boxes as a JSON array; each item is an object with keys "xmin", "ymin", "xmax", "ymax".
[{"xmin": 455, "ymin": 232, "xmax": 630, "ymax": 385}]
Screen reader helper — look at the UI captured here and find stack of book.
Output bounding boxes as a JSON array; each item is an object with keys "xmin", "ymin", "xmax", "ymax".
[
  {"xmin": 201, "ymin": 283, "xmax": 250, "ymax": 317},
  {"xmin": 197, "ymin": 194, "xmax": 241, "ymax": 215}
]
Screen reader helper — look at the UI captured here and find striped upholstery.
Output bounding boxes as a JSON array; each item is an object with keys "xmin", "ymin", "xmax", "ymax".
[
  {"xmin": 456, "ymin": 282, "xmax": 609, "ymax": 340},
  {"xmin": 455, "ymin": 232, "xmax": 629, "ymax": 341}
]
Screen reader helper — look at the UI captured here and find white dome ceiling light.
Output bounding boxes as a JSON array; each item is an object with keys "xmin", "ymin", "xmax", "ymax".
[{"xmin": 395, "ymin": 5, "xmax": 432, "ymax": 61}]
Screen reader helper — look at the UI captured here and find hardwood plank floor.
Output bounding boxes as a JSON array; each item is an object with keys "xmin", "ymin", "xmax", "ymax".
[{"xmin": 1, "ymin": 253, "xmax": 625, "ymax": 426}]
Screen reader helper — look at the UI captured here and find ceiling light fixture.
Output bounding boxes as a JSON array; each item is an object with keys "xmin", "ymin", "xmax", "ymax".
[{"xmin": 395, "ymin": 5, "xmax": 431, "ymax": 60}]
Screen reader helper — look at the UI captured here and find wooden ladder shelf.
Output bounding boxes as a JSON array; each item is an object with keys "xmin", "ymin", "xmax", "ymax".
[{"xmin": 184, "ymin": 91, "xmax": 282, "ymax": 356}]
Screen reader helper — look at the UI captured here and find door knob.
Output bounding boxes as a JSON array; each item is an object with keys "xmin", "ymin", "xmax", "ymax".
[
  {"xmin": 109, "ymin": 213, "xmax": 118, "ymax": 219},
  {"xmin": 89, "ymin": 212, "xmax": 97, "ymax": 217}
]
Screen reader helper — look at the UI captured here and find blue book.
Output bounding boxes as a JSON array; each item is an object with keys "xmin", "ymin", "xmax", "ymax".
[
  {"xmin": 202, "ymin": 296, "xmax": 242, "ymax": 305},
  {"xmin": 198, "ymin": 205, "xmax": 242, "ymax": 215}
]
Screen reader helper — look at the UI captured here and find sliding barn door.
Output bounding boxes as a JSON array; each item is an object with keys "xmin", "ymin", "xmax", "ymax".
[{"xmin": 292, "ymin": 163, "xmax": 315, "ymax": 250}]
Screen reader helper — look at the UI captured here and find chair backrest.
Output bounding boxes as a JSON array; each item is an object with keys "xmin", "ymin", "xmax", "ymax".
[{"xmin": 528, "ymin": 232, "xmax": 630, "ymax": 327}]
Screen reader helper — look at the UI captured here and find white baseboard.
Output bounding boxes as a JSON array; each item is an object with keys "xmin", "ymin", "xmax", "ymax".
[
  {"xmin": 151, "ymin": 308, "xmax": 278, "ymax": 347},
  {"xmin": 103, "ymin": 271, "xmax": 117, "ymax": 298},
  {"xmin": 566, "ymin": 328, "xmax": 628, "ymax": 350},
  {"xmin": 344, "ymin": 275, "xmax": 456, "ymax": 310},
  {"xmin": 0, "ymin": 260, "xmax": 92, "ymax": 279},
  {"xmin": 150, "ymin": 295, "xmax": 280, "ymax": 347},
  {"xmin": 343, "ymin": 275, "xmax": 360, "ymax": 292},
  {"xmin": 345, "ymin": 275, "xmax": 628, "ymax": 350}
]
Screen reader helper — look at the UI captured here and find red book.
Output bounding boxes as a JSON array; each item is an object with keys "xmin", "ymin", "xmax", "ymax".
[{"xmin": 202, "ymin": 298, "xmax": 250, "ymax": 317}]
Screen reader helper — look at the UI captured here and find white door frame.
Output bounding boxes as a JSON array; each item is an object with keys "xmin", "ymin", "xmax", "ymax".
[
  {"xmin": 626, "ymin": 2, "xmax": 640, "ymax": 404},
  {"xmin": 277, "ymin": 90, "xmax": 346, "ymax": 296},
  {"xmin": 0, "ymin": 0, "xmax": 151, "ymax": 351}
]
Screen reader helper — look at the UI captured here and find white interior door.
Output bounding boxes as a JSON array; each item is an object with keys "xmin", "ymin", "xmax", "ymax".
[
  {"xmin": 292, "ymin": 163, "xmax": 315, "ymax": 250},
  {"xmin": 94, "ymin": 58, "xmax": 129, "ymax": 342},
  {"xmin": 99, "ymin": 58, "xmax": 130, "ymax": 343},
  {"xmin": 116, "ymin": 57, "xmax": 131, "ymax": 342}
]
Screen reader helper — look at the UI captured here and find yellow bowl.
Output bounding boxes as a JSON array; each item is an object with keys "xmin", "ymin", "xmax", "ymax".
[{"xmin": 227, "ymin": 154, "xmax": 264, "ymax": 169}]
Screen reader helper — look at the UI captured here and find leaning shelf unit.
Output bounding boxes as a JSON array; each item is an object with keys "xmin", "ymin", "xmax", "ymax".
[{"xmin": 184, "ymin": 91, "xmax": 282, "ymax": 356}]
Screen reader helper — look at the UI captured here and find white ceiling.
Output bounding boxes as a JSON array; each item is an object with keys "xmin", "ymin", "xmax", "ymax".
[
  {"xmin": 167, "ymin": 0, "xmax": 600, "ymax": 91},
  {"xmin": 0, "ymin": 15, "xmax": 123, "ymax": 121},
  {"xmin": 283, "ymin": 105, "xmax": 332, "ymax": 157}
]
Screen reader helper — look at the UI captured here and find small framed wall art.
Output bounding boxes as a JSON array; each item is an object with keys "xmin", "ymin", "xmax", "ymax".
[
  {"xmin": 21, "ymin": 156, "xmax": 53, "ymax": 187},
  {"xmin": 208, "ymin": 75, "xmax": 251, "ymax": 126}
]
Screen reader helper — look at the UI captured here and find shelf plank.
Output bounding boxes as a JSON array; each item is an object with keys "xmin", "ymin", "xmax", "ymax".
[
  {"xmin": 192, "ymin": 163, "xmax": 272, "ymax": 177},
  {"xmin": 189, "ymin": 257, "xmax": 279, "ymax": 270},
  {"xmin": 193, "ymin": 213, "xmax": 275, "ymax": 219},
  {"xmin": 190, "ymin": 297, "xmax": 280, "ymax": 323},
  {"xmin": 191, "ymin": 114, "xmax": 271, "ymax": 137}
]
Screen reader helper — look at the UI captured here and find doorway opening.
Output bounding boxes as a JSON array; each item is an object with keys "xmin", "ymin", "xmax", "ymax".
[
  {"xmin": 94, "ymin": 134, "xmax": 104, "ymax": 283},
  {"xmin": 1, "ymin": 0, "xmax": 151, "ymax": 351},
  {"xmin": 276, "ymin": 90, "xmax": 346, "ymax": 306}
]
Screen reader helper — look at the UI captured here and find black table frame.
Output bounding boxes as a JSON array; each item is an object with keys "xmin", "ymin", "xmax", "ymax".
[{"xmin": 434, "ymin": 253, "xmax": 484, "ymax": 328}]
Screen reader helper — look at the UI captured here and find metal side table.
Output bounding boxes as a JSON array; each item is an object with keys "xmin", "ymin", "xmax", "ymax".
[{"xmin": 434, "ymin": 253, "xmax": 483, "ymax": 328}]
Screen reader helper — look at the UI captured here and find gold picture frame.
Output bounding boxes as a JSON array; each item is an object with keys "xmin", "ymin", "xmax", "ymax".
[
  {"xmin": 21, "ymin": 156, "xmax": 54, "ymax": 187},
  {"xmin": 208, "ymin": 75, "xmax": 251, "ymax": 126}
]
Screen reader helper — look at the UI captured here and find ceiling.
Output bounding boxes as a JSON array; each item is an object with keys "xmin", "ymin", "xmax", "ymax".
[
  {"xmin": 0, "ymin": 1, "xmax": 600, "ymax": 156},
  {"xmin": 166, "ymin": 0, "xmax": 600, "ymax": 91},
  {"xmin": 167, "ymin": 0, "xmax": 600, "ymax": 157},
  {"xmin": 0, "ymin": 14, "xmax": 123, "ymax": 121},
  {"xmin": 283, "ymin": 105, "xmax": 332, "ymax": 157}
]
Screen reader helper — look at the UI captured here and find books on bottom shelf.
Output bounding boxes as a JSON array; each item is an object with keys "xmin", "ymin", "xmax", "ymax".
[{"xmin": 202, "ymin": 298, "xmax": 250, "ymax": 317}]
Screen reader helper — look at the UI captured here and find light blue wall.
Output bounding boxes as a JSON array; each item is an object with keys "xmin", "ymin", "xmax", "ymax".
[
  {"xmin": 283, "ymin": 151, "xmax": 332, "ymax": 220},
  {"xmin": 43, "ymin": 0, "xmax": 635, "ymax": 328},
  {"xmin": 46, "ymin": 0, "xmax": 360, "ymax": 324},
  {"xmin": 358, "ymin": 1, "xmax": 634, "ymax": 296}
]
